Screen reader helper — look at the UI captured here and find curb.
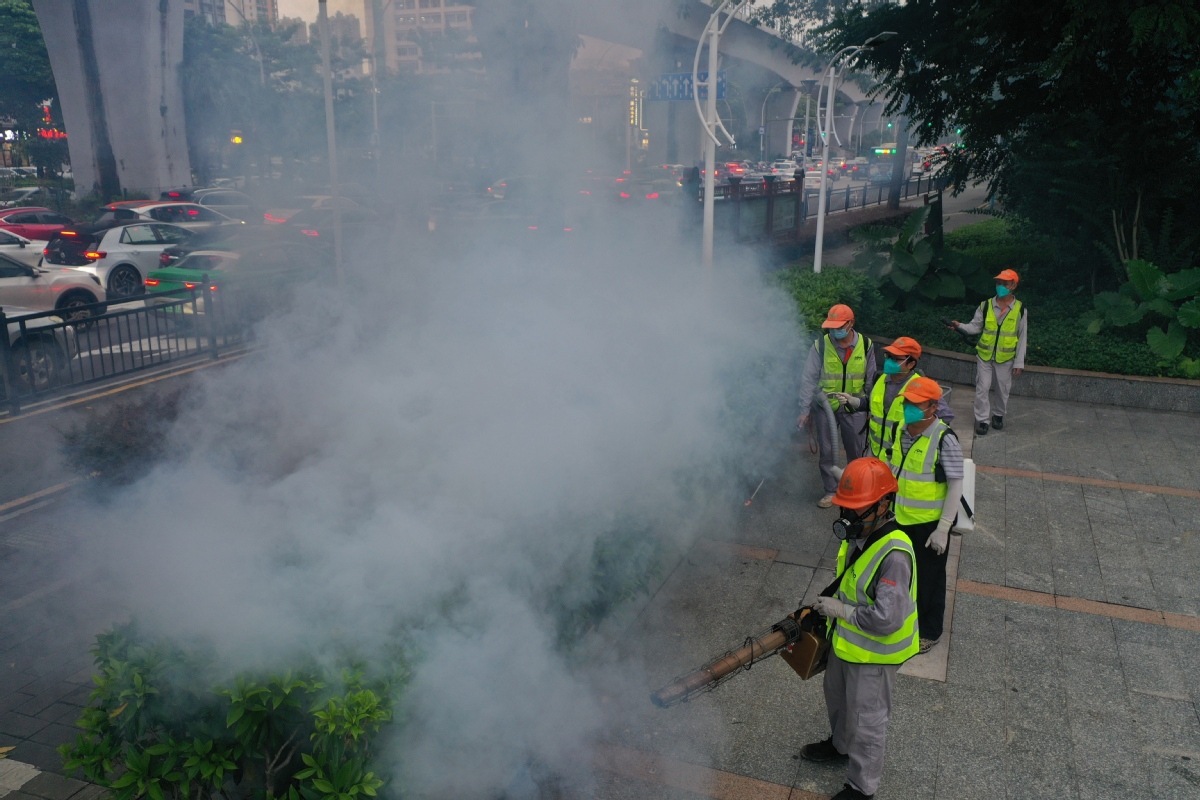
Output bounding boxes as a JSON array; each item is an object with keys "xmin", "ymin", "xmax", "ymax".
[{"xmin": 868, "ymin": 335, "xmax": 1200, "ymax": 413}]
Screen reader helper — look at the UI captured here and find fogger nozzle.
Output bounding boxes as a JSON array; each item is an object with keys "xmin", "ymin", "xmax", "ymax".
[{"xmin": 650, "ymin": 614, "xmax": 802, "ymax": 708}]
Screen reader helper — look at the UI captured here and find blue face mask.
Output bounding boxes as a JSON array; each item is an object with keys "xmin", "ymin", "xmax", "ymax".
[
  {"xmin": 996, "ymin": 285, "xmax": 1011, "ymax": 298},
  {"xmin": 883, "ymin": 357, "xmax": 902, "ymax": 375},
  {"xmin": 831, "ymin": 327, "xmax": 850, "ymax": 340},
  {"xmin": 903, "ymin": 402, "xmax": 926, "ymax": 425}
]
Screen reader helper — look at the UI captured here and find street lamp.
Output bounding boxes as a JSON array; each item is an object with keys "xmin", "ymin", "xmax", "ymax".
[
  {"xmin": 813, "ymin": 31, "xmax": 896, "ymax": 274},
  {"xmin": 693, "ymin": 0, "xmax": 749, "ymax": 280},
  {"xmin": 760, "ymin": 81, "xmax": 789, "ymax": 162}
]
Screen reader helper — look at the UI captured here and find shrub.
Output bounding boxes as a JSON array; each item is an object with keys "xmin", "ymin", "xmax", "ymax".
[
  {"xmin": 775, "ymin": 263, "xmax": 876, "ymax": 329},
  {"xmin": 61, "ymin": 389, "xmax": 185, "ymax": 488},
  {"xmin": 60, "ymin": 622, "xmax": 405, "ymax": 800}
]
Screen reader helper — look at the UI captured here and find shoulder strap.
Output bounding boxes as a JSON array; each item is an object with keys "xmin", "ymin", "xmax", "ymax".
[
  {"xmin": 820, "ymin": 527, "xmax": 889, "ymax": 597},
  {"xmin": 933, "ymin": 425, "xmax": 957, "ymax": 482}
]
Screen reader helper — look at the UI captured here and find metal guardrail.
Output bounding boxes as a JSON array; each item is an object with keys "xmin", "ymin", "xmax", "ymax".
[
  {"xmin": 0, "ymin": 280, "xmax": 248, "ymax": 414},
  {"xmin": 698, "ymin": 173, "xmax": 950, "ymax": 243}
]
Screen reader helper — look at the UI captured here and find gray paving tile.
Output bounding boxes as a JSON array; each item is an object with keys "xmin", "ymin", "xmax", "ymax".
[
  {"xmin": 20, "ymin": 773, "xmax": 87, "ymax": 800},
  {"xmin": 0, "ymin": 712, "xmax": 49, "ymax": 738},
  {"xmin": 932, "ymin": 747, "xmax": 1004, "ymax": 800},
  {"xmin": 1129, "ymin": 693, "xmax": 1200, "ymax": 753},
  {"xmin": 1068, "ymin": 707, "xmax": 1147, "ymax": 787},
  {"xmin": 938, "ymin": 686, "xmax": 1006, "ymax": 756},
  {"xmin": 1144, "ymin": 752, "xmax": 1200, "ymax": 800},
  {"xmin": 1005, "ymin": 758, "xmax": 1079, "ymax": 800}
]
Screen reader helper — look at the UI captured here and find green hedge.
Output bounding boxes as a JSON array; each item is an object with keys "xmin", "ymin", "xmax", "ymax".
[{"xmin": 779, "ymin": 218, "xmax": 1199, "ymax": 378}]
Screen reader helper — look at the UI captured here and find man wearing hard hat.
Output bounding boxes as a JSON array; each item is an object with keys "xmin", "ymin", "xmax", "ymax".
[
  {"xmin": 888, "ymin": 377, "xmax": 964, "ymax": 654},
  {"xmin": 828, "ymin": 336, "xmax": 954, "ymax": 464},
  {"xmin": 796, "ymin": 304, "xmax": 878, "ymax": 508},
  {"xmin": 801, "ymin": 457, "xmax": 918, "ymax": 800},
  {"xmin": 947, "ymin": 269, "xmax": 1028, "ymax": 436}
]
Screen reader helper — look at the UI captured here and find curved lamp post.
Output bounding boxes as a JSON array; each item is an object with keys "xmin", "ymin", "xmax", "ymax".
[{"xmin": 813, "ymin": 31, "xmax": 896, "ymax": 274}]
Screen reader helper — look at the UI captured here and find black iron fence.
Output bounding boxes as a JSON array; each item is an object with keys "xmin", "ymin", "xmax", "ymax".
[
  {"xmin": 700, "ymin": 173, "xmax": 950, "ymax": 244},
  {"xmin": 0, "ymin": 280, "xmax": 250, "ymax": 414}
]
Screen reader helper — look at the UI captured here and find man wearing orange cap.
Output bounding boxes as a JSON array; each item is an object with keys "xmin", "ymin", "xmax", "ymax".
[
  {"xmin": 797, "ymin": 304, "xmax": 878, "ymax": 508},
  {"xmin": 829, "ymin": 336, "xmax": 953, "ymax": 463},
  {"xmin": 948, "ymin": 269, "xmax": 1028, "ymax": 436},
  {"xmin": 888, "ymin": 377, "xmax": 964, "ymax": 653},
  {"xmin": 800, "ymin": 457, "xmax": 918, "ymax": 800}
]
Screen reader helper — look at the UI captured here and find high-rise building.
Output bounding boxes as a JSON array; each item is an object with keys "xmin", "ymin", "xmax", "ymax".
[
  {"xmin": 183, "ymin": 0, "xmax": 226, "ymax": 24},
  {"xmin": 225, "ymin": 0, "xmax": 278, "ymax": 27},
  {"xmin": 278, "ymin": 16, "xmax": 309, "ymax": 44},
  {"xmin": 364, "ymin": 0, "xmax": 479, "ymax": 75},
  {"xmin": 310, "ymin": 12, "xmax": 365, "ymax": 77}
]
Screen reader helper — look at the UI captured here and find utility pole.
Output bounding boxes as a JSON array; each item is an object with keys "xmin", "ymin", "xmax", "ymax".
[{"xmin": 318, "ymin": 0, "xmax": 344, "ymax": 286}]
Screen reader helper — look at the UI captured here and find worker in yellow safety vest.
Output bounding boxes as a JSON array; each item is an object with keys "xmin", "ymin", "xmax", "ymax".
[
  {"xmin": 801, "ymin": 457, "xmax": 918, "ymax": 800},
  {"xmin": 947, "ymin": 269, "xmax": 1028, "ymax": 436},
  {"xmin": 887, "ymin": 377, "xmax": 964, "ymax": 655},
  {"xmin": 796, "ymin": 304, "xmax": 878, "ymax": 508}
]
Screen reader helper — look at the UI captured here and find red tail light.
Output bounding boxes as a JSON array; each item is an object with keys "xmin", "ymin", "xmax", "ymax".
[
  {"xmin": 623, "ymin": 170, "xmax": 631, "ymax": 175},
  {"xmin": 563, "ymin": 227, "xmax": 572, "ymax": 232},
  {"xmin": 160, "ymin": 253, "xmax": 171, "ymax": 265},
  {"xmin": 59, "ymin": 230, "xmax": 78, "ymax": 236},
  {"xmin": 579, "ymin": 190, "xmax": 591, "ymax": 195},
  {"xmin": 183, "ymin": 282, "xmax": 218, "ymax": 291},
  {"xmin": 167, "ymin": 191, "xmax": 182, "ymax": 198},
  {"xmin": 528, "ymin": 225, "xmax": 538, "ymax": 230},
  {"xmin": 144, "ymin": 278, "xmax": 160, "ymax": 287},
  {"xmin": 264, "ymin": 213, "xmax": 286, "ymax": 223},
  {"xmin": 645, "ymin": 192, "xmax": 659, "ymax": 199},
  {"xmin": 42, "ymin": 248, "xmax": 49, "ymax": 256},
  {"xmin": 619, "ymin": 192, "xmax": 630, "ymax": 199},
  {"xmin": 300, "ymin": 229, "xmax": 319, "ymax": 237},
  {"xmin": 84, "ymin": 251, "xmax": 106, "ymax": 260},
  {"xmin": 186, "ymin": 209, "xmax": 199, "ymax": 216}
]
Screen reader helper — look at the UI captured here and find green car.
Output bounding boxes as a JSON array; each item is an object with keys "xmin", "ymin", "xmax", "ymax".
[{"xmin": 142, "ymin": 244, "xmax": 326, "ymax": 321}]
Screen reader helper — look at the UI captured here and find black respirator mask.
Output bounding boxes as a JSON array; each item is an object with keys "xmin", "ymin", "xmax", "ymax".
[{"xmin": 832, "ymin": 502, "xmax": 881, "ymax": 541}]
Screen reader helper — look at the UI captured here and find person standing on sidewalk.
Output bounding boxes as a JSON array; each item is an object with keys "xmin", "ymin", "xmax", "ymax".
[
  {"xmin": 801, "ymin": 457, "xmax": 918, "ymax": 800},
  {"xmin": 796, "ymin": 305, "xmax": 877, "ymax": 508},
  {"xmin": 948, "ymin": 269, "xmax": 1027, "ymax": 436},
  {"xmin": 887, "ymin": 377, "xmax": 964, "ymax": 654},
  {"xmin": 829, "ymin": 336, "xmax": 954, "ymax": 464}
]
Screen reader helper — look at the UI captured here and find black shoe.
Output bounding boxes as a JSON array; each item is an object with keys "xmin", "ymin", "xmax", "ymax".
[
  {"xmin": 831, "ymin": 784, "xmax": 874, "ymax": 800},
  {"xmin": 975, "ymin": 421, "xmax": 989, "ymax": 436},
  {"xmin": 991, "ymin": 415, "xmax": 1004, "ymax": 430},
  {"xmin": 799, "ymin": 737, "xmax": 848, "ymax": 763}
]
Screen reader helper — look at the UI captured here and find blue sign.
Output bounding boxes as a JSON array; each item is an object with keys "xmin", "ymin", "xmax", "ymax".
[{"xmin": 647, "ymin": 71, "xmax": 727, "ymax": 102}]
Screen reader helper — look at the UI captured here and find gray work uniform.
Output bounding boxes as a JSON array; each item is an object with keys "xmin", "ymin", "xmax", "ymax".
[
  {"xmin": 823, "ymin": 526, "xmax": 915, "ymax": 797},
  {"xmin": 797, "ymin": 332, "xmax": 877, "ymax": 493},
  {"xmin": 851, "ymin": 371, "xmax": 956, "ymax": 461},
  {"xmin": 958, "ymin": 299, "xmax": 1028, "ymax": 424}
]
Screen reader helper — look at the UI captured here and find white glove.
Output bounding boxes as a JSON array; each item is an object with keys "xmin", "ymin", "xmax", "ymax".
[
  {"xmin": 927, "ymin": 520, "xmax": 951, "ymax": 556},
  {"xmin": 813, "ymin": 595, "xmax": 853, "ymax": 622},
  {"xmin": 829, "ymin": 392, "xmax": 860, "ymax": 411}
]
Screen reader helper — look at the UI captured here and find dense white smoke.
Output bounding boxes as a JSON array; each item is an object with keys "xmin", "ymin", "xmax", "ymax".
[{"xmin": 68, "ymin": 1, "xmax": 809, "ymax": 795}]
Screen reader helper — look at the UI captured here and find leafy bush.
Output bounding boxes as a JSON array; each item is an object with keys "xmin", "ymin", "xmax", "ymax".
[
  {"xmin": 848, "ymin": 207, "xmax": 993, "ymax": 307},
  {"xmin": 60, "ymin": 623, "xmax": 405, "ymax": 800},
  {"xmin": 775, "ymin": 263, "xmax": 876, "ymax": 328}
]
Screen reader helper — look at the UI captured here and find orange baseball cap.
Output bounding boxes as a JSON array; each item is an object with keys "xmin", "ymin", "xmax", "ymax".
[
  {"xmin": 901, "ymin": 376, "xmax": 943, "ymax": 404},
  {"xmin": 994, "ymin": 269, "xmax": 1019, "ymax": 285},
  {"xmin": 882, "ymin": 336, "xmax": 922, "ymax": 360},
  {"xmin": 821, "ymin": 304, "xmax": 855, "ymax": 328}
]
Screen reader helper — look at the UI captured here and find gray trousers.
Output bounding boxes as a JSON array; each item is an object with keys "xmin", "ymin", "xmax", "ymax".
[
  {"xmin": 814, "ymin": 405, "xmax": 868, "ymax": 493},
  {"xmin": 824, "ymin": 649, "xmax": 898, "ymax": 797},
  {"xmin": 974, "ymin": 357, "xmax": 1015, "ymax": 424}
]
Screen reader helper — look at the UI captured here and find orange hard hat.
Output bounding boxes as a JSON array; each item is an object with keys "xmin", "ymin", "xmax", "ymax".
[
  {"xmin": 882, "ymin": 336, "xmax": 922, "ymax": 360},
  {"xmin": 901, "ymin": 376, "xmax": 943, "ymax": 404},
  {"xmin": 994, "ymin": 269, "xmax": 1019, "ymax": 285},
  {"xmin": 821, "ymin": 304, "xmax": 855, "ymax": 328},
  {"xmin": 833, "ymin": 457, "xmax": 898, "ymax": 509}
]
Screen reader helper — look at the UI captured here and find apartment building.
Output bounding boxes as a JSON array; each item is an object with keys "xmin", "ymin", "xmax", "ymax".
[{"xmin": 364, "ymin": 0, "xmax": 478, "ymax": 74}]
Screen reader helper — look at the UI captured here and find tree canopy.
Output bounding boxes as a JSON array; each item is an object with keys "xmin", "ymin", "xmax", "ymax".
[
  {"xmin": 764, "ymin": 0, "xmax": 1200, "ymax": 269},
  {"xmin": 0, "ymin": 0, "xmax": 58, "ymax": 132}
]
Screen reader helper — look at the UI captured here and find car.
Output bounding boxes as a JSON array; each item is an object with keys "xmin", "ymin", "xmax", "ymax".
[
  {"xmin": 159, "ymin": 188, "xmax": 265, "ymax": 224},
  {"xmin": 42, "ymin": 222, "xmax": 194, "ymax": 300},
  {"xmin": 3, "ymin": 305, "xmax": 79, "ymax": 393},
  {"xmin": 0, "ymin": 207, "xmax": 76, "ymax": 240},
  {"xmin": 279, "ymin": 206, "xmax": 382, "ymax": 247},
  {"xmin": 867, "ymin": 162, "xmax": 894, "ymax": 185},
  {"xmin": 0, "ymin": 251, "xmax": 105, "ymax": 319},
  {"xmin": 0, "ymin": 187, "xmax": 47, "ymax": 208},
  {"xmin": 263, "ymin": 195, "xmax": 360, "ymax": 224},
  {"xmin": 0, "ymin": 230, "xmax": 47, "ymax": 267},
  {"xmin": 143, "ymin": 243, "xmax": 327, "ymax": 320},
  {"xmin": 92, "ymin": 202, "xmax": 244, "ymax": 232}
]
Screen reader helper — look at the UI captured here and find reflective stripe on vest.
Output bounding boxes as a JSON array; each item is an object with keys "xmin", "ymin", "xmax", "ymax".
[
  {"xmin": 867, "ymin": 372, "xmax": 920, "ymax": 460},
  {"xmin": 819, "ymin": 334, "xmax": 869, "ymax": 411},
  {"xmin": 890, "ymin": 418, "xmax": 949, "ymax": 525},
  {"xmin": 831, "ymin": 531, "xmax": 919, "ymax": 665},
  {"xmin": 976, "ymin": 299, "xmax": 1022, "ymax": 363}
]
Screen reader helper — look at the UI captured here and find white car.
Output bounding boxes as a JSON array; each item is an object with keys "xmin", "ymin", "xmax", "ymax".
[
  {"xmin": 0, "ymin": 251, "xmax": 105, "ymax": 318},
  {"xmin": 93, "ymin": 202, "xmax": 244, "ymax": 232},
  {"xmin": 42, "ymin": 222, "xmax": 194, "ymax": 300},
  {"xmin": 3, "ymin": 304, "xmax": 79, "ymax": 393},
  {"xmin": 0, "ymin": 230, "xmax": 47, "ymax": 267}
]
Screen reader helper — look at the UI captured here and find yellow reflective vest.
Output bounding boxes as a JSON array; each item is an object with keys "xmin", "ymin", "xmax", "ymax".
[
  {"xmin": 890, "ymin": 418, "xmax": 951, "ymax": 526},
  {"xmin": 976, "ymin": 299, "xmax": 1023, "ymax": 364},
  {"xmin": 867, "ymin": 372, "xmax": 921, "ymax": 461},
  {"xmin": 830, "ymin": 530, "xmax": 919, "ymax": 665},
  {"xmin": 819, "ymin": 333, "xmax": 870, "ymax": 412}
]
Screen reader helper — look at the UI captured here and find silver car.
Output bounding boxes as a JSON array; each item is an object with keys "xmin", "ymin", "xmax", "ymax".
[
  {"xmin": 42, "ymin": 222, "xmax": 193, "ymax": 300},
  {"xmin": 0, "ymin": 230, "xmax": 47, "ymax": 267},
  {"xmin": 3, "ymin": 305, "xmax": 78, "ymax": 394},
  {"xmin": 0, "ymin": 251, "xmax": 105, "ymax": 318}
]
